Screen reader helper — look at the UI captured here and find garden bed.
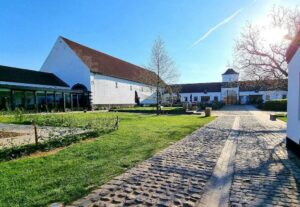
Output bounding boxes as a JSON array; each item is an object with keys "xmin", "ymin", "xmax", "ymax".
[
  {"xmin": 0, "ymin": 131, "xmax": 25, "ymax": 139},
  {"xmin": 0, "ymin": 112, "xmax": 214, "ymax": 207}
]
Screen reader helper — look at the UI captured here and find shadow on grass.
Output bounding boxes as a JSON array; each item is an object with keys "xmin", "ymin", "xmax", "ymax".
[{"xmin": 0, "ymin": 130, "xmax": 116, "ymax": 162}]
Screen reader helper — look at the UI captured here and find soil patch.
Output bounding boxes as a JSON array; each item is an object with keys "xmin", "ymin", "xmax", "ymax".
[{"xmin": 0, "ymin": 131, "xmax": 26, "ymax": 139}]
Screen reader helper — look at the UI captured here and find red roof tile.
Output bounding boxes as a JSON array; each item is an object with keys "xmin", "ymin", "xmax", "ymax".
[
  {"xmin": 286, "ymin": 31, "xmax": 300, "ymax": 63},
  {"xmin": 61, "ymin": 37, "xmax": 157, "ymax": 85}
]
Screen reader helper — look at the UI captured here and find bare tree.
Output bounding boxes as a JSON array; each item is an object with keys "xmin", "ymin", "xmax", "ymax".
[
  {"xmin": 234, "ymin": 5, "xmax": 300, "ymax": 85},
  {"xmin": 147, "ymin": 37, "xmax": 179, "ymax": 114},
  {"xmin": 164, "ymin": 84, "xmax": 182, "ymax": 106}
]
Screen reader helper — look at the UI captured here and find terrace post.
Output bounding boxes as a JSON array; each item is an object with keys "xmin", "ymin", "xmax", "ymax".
[
  {"xmin": 63, "ymin": 92, "xmax": 66, "ymax": 112},
  {"xmin": 45, "ymin": 91, "xmax": 48, "ymax": 112},
  {"xmin": 53, "ymin": 92, "xmax": 56, "ymax": 109},
  {"xmin": 23, "ymin": 91, "xmax": 27, "ymax": 110},
  {"xmin": 10, "ymin": 89, "xmax": 15, "ymax": 111},
  {"xmin": 76, "ymin": 94, "xmax": 79, "ymax": 110},
  {"xmin": 70, "ymin": 94, "xmax": 73, "ymax": 111}
]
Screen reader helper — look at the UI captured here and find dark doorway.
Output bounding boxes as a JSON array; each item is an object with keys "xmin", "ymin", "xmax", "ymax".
[{"xmin": 249, "ymin": 95, "xmax": 263, "ymax": 104}]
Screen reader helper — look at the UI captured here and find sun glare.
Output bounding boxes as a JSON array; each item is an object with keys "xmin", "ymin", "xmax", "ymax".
[{"xmin": 260, "ymin": 27, "xmax": 287, "ymax": 44}]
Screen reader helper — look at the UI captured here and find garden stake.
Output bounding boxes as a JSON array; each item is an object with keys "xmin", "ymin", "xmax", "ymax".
[
  {"xmin": 32, "ymin": 121, "xmax": 38, "ymax": 145},
  {"xmin": 115, "ymin": 116, "xmax": 119, "ymax": 129}
]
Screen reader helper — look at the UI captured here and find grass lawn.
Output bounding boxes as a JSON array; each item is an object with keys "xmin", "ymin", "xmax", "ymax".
[
  {"xmin": 276, "ymin": 114, "xmax": 287, "ymax": 122},
  {"xmin": 110, "ymin": 106, "xmax": 185, "ymax": 114},
  {"xmin": 0, "ymin": 112, "xmax": 214, "ymax": 207}
]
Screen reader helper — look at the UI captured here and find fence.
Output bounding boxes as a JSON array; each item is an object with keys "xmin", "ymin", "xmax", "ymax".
[{"xmin": 0, "ymin": 115, "xmax": 119, "ymax": 161}]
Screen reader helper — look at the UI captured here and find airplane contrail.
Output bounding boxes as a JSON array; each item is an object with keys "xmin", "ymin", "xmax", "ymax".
[{"xmin": 190, "ymin": 8, "xmax": 244, "ymax": 48}]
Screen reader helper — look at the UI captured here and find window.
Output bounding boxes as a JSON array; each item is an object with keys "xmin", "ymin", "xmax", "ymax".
[
  {"xmin": 266, "ymin": 95, "xmax": 270, "ymax": 101},
  {"xmin": 194, "ymin": 96, "xmax": 198, "ymax": 102},
  {"xmin": 184, "ymin": 97, "xmax": 188, "ymax": 102},
  {"xmin": 282, "ymin": 94, "xmax": 287, "ymax": 99},
  {"xmin": 214, "ymin": 96, "xmax": 218, "ymax": 102},
  {"xmin": 130, "ymin": 85, "xmax": 132, "ymax": 91},
  {"xmin": 201, "ymin": 96, "xmax": 210, "ymax": 103},
  {"xmin": 115, "ymin": 82, "xmax": 118, "ymax": 88},
  {"xmin": 141, "ymin": 87, "xmax": 143, "ymax": 92}
]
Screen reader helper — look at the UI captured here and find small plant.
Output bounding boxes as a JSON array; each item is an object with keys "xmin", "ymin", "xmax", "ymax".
[{"xmin": 14, "ymin": 108, "xmax": 24, "ymax": 123}]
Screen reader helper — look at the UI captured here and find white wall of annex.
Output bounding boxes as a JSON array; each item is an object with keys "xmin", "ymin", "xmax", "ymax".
[
  {"xmin": 40, "ymin": 37, "xmax": 91, "ymax": 91},
  {"xmin": 239, "ymin": 90, "xmax": 287, "ymax": 101},
  {"xmin": 179, "ymin": 92, "xmax": 221, "ymax": 102},
  {"xmin": 287, "ymin": 47, "xmax": 300, "ymax": 145},
  {"xmin": 90, "ymin": 73, "xmax": 156, "ymax": 105}
]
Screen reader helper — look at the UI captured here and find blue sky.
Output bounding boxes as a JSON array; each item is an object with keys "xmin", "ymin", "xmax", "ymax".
[{"xmin": 0, "ymin": 0, "xmax": 298, "ymax": 83}]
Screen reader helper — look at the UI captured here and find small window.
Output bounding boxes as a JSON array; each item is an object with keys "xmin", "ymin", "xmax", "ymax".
[
  {"xmin": 184, "ymin": 97, "xmax": 188, "ymax": 102},
  {"xmin": 130, "ymin": 85, "xmax": 132, "ymax": 91},
  {"xmin": 201, "ymin": 96, "xmax": 210, "ymax": 103},
  {"xmin": 141, "ymin": 87, "xmax": 143, "ymax": 92},
  {"xmin": 115, "ymin": 82, "xmax": 118, "ymax": 88},
  {"xmin": 266, "ymin": 95, "xmax": 270, "ymax": 101},
  {"xmin": 194, "ymin": 96, "xmax": 198, "ymax": 102},
  {"xmin": 282, "ymin": 94, "xmax": 287, "ymax": 99},
  {"xmin": 214, "ymin": 96, "xmax": 218, "ymax": 102}
]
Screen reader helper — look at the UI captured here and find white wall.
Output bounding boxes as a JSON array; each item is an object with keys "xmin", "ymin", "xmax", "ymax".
[
  {"xmin": 287, "ymin": 47, "xmax": 300, "ymax": 145},
  {"xmin": 91, "ymin": 73, "xmax": 156, "ymax": 105},
  {"xmin": 222, "ymin": 74, "xmax": 239, "ymax": 82},
  {"xmin": 239, "ymin": 90, "xmax": 287, "ymax": 102},
  {"xmin": 41, "ymin": 37, "xmax": 91, "ymax": 91},
  {"xmin": 179, "ymin": 92, "xmax": 221, "ymax": 102}
]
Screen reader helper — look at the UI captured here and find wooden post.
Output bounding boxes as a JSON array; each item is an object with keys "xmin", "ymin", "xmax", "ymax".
[
  {"xmin": 32, "ymin": 120, "xmax": 38, "ymax": 146},
  {"xmin": 115, "ymin": 116, "xmax": 119, "ymax": 129}
]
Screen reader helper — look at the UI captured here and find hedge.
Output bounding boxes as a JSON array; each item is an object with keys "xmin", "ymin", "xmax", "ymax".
[{"xmin": 262, "ymin": 99, "xmax": 287, "ymax": 111}]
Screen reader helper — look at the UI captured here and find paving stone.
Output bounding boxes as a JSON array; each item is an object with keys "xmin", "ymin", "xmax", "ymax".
[{"xmin": 70, "ymin": 106, "xmax": 300, "ymax": 207}]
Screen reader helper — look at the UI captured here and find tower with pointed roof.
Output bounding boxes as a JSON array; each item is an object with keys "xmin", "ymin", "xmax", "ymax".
[{"xmin": 222, "ymin": 68, "xmax": 239, "ymax": 82}]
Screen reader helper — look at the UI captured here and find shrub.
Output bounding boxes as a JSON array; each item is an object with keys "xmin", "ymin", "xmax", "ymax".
[
  {"xmin": 199, "ymin": 101, "xmax": 224, "ymax": 110},
  {"xmin": 262, "ymin": 99, "xmax": 287, "ymax": 111}
]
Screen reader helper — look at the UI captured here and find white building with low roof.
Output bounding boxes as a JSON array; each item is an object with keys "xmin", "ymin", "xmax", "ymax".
[
  {"xmin": 286, "ymin": 30, "xmax": 300, "ymax": 156},
  {"xmin": 172, "ymin": 68, "xmax": 287, "ymax": 105}
]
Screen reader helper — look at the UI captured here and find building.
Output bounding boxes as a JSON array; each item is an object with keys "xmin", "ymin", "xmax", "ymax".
[
  {"xmin": 171, "ymin": 68, "xmax": 287, "ymax": 105},
  {"xmin": 41, "ymin": 37, "xmax": 158, "ymax": 108},
  {"xmin": 0, "ymin": 65, "xmax": 77, "ymax": 112},
  {"xmin": 0, "ymin": 36, "xmax": 288, "ymax": 112},
  {"xmin": 286, "ymin": 30, "xmax": 300, "ymax": 156}
]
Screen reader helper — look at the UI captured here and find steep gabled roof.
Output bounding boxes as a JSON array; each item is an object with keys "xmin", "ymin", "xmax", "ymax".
[
  {"xmin": 0, "ymin": 65, "xmax": 69, "ymax": 87},
  {"xmin": 222, "ymin": 68, "xmax": 239, "ymax": 75},
  {"xmin": 173, "ymin": 82, "xmax": 222, "ymax": 93},
  {"xmin": 61, "ymin": 37, "xmax": 158, "ymax": 85},
  {"xmin": 286, "ymin": 31, "xmax": 300, "ymax": 63}
]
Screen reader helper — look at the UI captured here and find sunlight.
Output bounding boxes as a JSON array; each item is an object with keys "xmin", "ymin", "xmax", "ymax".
[{"xmin": 260, "ymin": 26, "xmax": 287, "ymax": 44}]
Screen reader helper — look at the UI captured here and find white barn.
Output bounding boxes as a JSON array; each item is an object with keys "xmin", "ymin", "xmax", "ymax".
[
  {"xmin": 286, "ymin": 31, "xmax": 300, "ymax": 156},
  {"xmin": 41, "ymin": 37, "xmax": 158, "ymax": 108}
]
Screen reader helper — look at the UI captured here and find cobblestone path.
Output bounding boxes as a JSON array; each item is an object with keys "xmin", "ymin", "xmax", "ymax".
[
  {"xmin": 69, "ymin": 116, "xmax": 235, "ymax": 207},
  {"xmin": 69, "ymin": 106, "xmax": 300, "ymax": 207},
  {"xmin": 229, "ymin": 109, "xmax": 300, "ymax": 207}
]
